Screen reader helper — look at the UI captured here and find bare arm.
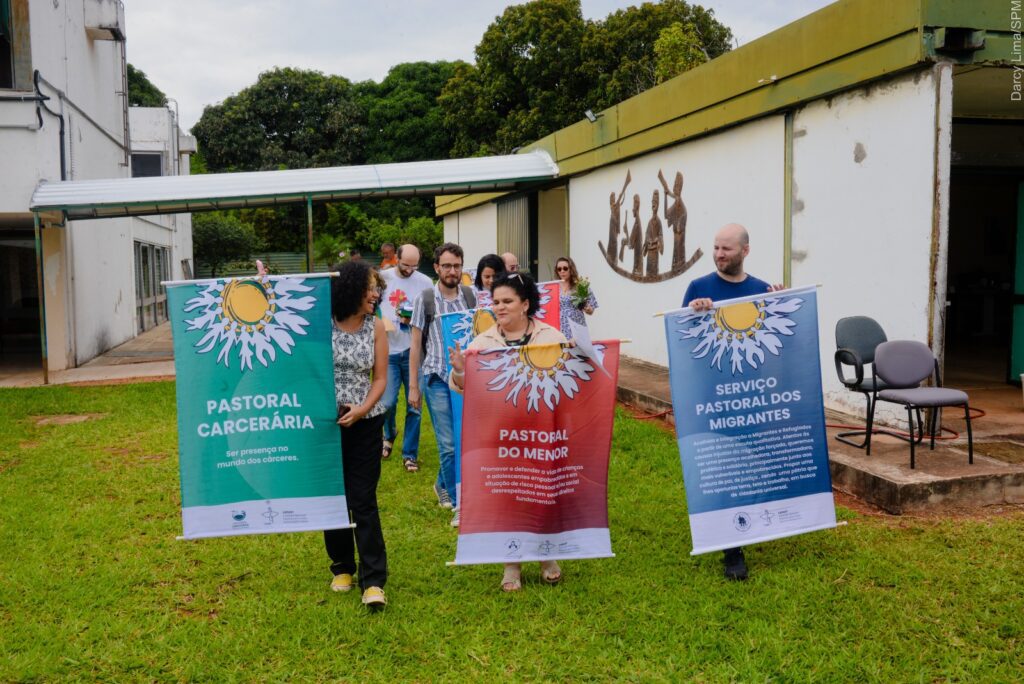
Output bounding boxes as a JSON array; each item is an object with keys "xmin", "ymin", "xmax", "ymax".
[{"xmin": 408, "ymin": 326, "xmax": 423, "ymax": 410}]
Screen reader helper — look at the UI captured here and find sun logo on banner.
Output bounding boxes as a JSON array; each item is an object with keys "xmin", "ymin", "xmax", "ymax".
[
  {"xmin": 536, "ymin": 283, "xmax": 555, "ymax": 322},
  {"xmin": 183, "ymin": 276, "xmax": 316, "ymax": 371},
  {"xmin": 450, "ymin": 309, "xmax": 498, "ymax": 349},
  {"xmin": 676, "ymin": 296, "xmax": 802, "ymax": 374},
  {"xmin": 478, "ymin": 344, "xmax": 600, "ymax": 412}
]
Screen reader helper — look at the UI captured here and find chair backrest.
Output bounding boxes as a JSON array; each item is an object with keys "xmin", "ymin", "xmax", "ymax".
[
  {"xmin": 874, "ymin": 340, "xmax": 935, "ymax": 388},
  {"xmin": 835, "ymin": 316, "xmax": 887, "ymax": 365}
]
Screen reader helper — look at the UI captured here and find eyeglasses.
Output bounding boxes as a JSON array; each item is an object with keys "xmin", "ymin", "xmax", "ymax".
[
  {"xmin": 438, "ymin": 263, "xmax": 462, "ymax": 271},
  {"xmin": 398, "ymin": 262, "xmax": 418, "ymax": 270},
  {"xmin": 556, "ymin": 266, "xmax": 569, "ymax": 272},
  {"xmin": 507, "ymin": 264, "xmax": 519, "ymax": 272}
]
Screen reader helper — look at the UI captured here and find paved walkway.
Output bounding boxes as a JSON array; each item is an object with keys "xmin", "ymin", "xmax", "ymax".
[{"xmin": 0, "ymin": 323, "xmax": 174, "ymax": 388}]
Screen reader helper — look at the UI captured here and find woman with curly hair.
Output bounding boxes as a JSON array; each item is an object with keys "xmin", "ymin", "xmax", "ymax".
[
  {"xmin": 448, "ymin": 272, "xmax": 567, "ymax": 592},
  {"xmin": 325, "ymin": 260, "xmax": 390, "ymax": 609}
]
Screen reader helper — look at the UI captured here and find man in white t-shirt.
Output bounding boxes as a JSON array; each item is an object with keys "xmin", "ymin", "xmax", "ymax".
[{"xmin": 379, "ymin": 244, "xmax": 433, "ymax": 465}]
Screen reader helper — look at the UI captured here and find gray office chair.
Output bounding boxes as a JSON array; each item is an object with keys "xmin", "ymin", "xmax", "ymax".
[
  {"xmin": 872, "ymin": 340, "xmax": 973, "ymax": 469},
  {"xmin": 834, "ymin": 316, "xmax": 892, "ymax": 449}
]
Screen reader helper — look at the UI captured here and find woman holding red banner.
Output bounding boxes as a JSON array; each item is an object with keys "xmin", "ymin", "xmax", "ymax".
[
  {"xmin": 449, "ymin": 271, "xmax": 567, "ymax": 592},
  {"xmin": 326, "ymin": 260, "xmax": 390, "ymax": 609}
]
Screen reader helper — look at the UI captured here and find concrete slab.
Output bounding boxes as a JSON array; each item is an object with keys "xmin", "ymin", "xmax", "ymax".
[
  {"xmin": 0, "ymin": 323, "xmax": 175, "ymax": 387},
  {"xmin": 616, "ymin": 354, "xmax": 1024, "ymax": 514}
]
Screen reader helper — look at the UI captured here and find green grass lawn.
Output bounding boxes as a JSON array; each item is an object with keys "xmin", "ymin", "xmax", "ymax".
[{"xmin": 1, "ymin": 381, "xmax": 1022, "ymax": 682}]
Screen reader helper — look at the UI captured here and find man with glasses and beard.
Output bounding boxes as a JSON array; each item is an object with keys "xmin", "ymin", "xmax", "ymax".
[
  {"xmin": 683, "ymin": 222, "xmax": 782, "ymax": 581},
  {"xmin": 409, "ymin": 243, "xmax": 476, "ymax": 526},
  {"xmin": 379, "ymin": 245, "xmax": 433, "ymax": 466}
]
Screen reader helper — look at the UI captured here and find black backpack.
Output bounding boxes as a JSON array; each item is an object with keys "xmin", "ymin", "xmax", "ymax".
[{"xmin": 420, "ymin": 285, "xmax": 477, "ymax": 355}]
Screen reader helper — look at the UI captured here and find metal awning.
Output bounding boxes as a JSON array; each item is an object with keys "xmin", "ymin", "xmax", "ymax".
[{"xmin": 30, "ymin": 151, "xmax": 559, "ymax": 219}]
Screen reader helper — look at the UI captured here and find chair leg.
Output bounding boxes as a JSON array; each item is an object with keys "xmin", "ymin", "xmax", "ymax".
[
  {"xmin": 964, "ymin": 403, "xmax": 973, "ymax": 465},
  {"xmin": 836, "ymin": 392, "xmax": 874, "ymax": 449},
  {"xmin": 929, "ymin": 407, "xmax": 937, "ymax": 451},
  {"xmin": 865, "ymin": 393, "xmax": 876, "ymax": 455},
  {"xmin": 907, "ymin": 406, "xmax": 916, "ymax": 469},
  {"xmin": 915, "ymin": 408, "xmax": 925, "ymax": 444}
]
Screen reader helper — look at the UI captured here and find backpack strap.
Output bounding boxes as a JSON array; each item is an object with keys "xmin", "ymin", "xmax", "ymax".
[
  {"xmin": 420, "ymin": 288, "xmax": 436, "ymax": 356},
  {"xmin": 461, "ymin": 285, "xmax": 477, "ymax": 309}
]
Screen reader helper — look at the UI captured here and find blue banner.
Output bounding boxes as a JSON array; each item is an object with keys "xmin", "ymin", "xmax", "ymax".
[
  {"xmin": 664, "ymin": 285, "xmax": 835, "ymax": 554},
  {"xmin": 439, "ymin": 308, "xmax": 497, "ymax": 503}
]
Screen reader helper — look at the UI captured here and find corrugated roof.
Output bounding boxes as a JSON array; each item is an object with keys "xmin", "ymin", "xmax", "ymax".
[{"xmin": 30, "ymin": 151, "xmax": 558, "ymax": 219}]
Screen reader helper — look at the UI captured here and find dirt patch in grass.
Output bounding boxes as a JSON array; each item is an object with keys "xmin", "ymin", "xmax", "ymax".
[
  {"xmin": 18, "ymin": 441, "xmax": 39, "ymax": 449},
  {"xmin": 0, "ymin": 459, "xmax": 20, "ymax": 474},
  {"xmin": 33, "ymin": 413, "xmax": 108, "ymax": 426}
]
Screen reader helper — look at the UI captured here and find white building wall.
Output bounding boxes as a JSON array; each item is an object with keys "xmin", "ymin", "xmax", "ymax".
[
  {"xmin": 791, "ymin": 67, "xmax": 943, "ymax": 421},
  {"xmin": 0, "ymin": 0, "xmax": 130, "ymax": 370},
  {"xmin": 569, "ymin": 116, "xmax": 786, "ymax": 367},
  {"xmin": 444, "ymin": 202, "xmax": 497, "ymax": 266},
  {"xmin": 536, "ymin": 187, "xmax": 567, "ymax": 282}
]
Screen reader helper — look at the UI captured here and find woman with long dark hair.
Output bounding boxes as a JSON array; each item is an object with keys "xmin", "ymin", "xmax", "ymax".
[
  {"xmin": 325, "ymin": 260, "xmax": 390, "ymax": 609},
  {"xmin": 473, "ymin": 253, "xmax": 506, "ymax": 307},
  {"xmin": 554, "ymin": 256, "xmax": 598, "ymax": 338}
]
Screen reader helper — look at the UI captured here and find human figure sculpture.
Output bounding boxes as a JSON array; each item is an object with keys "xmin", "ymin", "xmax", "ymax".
[
  {"xmin": 659, "ymin": 169, "xmax": 688, "ymax": 271},
  {"xmin": 643, "ymin": 190, "xmax": 664, "ymax": 277},
  {"xmin": 620, "ymin": 193, "xmax": 644, "ymax": 277},
  {"xmin": 606, "ymin": 171, "xmax": 631, "ymax": 265}
]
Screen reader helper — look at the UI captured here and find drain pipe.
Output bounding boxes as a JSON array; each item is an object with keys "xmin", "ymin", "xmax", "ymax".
[{"xmin": 33, "ymin": 70, "xmax": 66, "ymax": 181}]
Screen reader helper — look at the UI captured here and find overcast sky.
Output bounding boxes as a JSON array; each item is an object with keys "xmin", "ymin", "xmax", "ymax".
[{"xmin": 126, "ymin": 0, "xmax": 836, "ymax": 132}]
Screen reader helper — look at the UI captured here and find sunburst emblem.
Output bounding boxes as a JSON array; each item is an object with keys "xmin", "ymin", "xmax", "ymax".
[
  {"xmin": 450, "ymin": 308, "xmax": 498, "ymax": 349},
  {"xmin": 477, "ymin": 344, "xmax": 601, "ymax": 412},
  {"xmin": 183, "ymin": 276, "xmax": 316, "ymax": 371},
  {"xmin": 676, "ymin": 296, "xmax": 802, "ymax": 374},
  {"xmin": 535, "ymin": 282, "xmax": 555, "ymax": 321}
]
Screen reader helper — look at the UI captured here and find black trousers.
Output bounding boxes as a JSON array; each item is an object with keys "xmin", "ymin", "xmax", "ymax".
[{"xmin": 324, "ymin": 413, "xmax": 387, "ymax": 589}]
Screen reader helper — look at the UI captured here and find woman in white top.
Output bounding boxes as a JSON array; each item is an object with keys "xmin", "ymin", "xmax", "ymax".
[{"xmin": 450, "ymin": 272, "xmax": 567, "ymax": 592}]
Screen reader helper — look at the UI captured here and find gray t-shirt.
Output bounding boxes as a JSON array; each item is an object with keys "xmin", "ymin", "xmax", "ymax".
[{"xmin": 380, "ymin": 268, "xmax": 433, "ymax": 354}]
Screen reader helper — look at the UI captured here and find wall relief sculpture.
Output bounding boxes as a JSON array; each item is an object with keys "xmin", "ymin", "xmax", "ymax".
[{"xmin": 598, "ymin": 168, "xmax": 703, "ymax": 283}]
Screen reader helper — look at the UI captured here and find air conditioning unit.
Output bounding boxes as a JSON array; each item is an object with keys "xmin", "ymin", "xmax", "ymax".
[{"xmin": 85, "ymin": 0, "xmax": 125, "ymax": 41}]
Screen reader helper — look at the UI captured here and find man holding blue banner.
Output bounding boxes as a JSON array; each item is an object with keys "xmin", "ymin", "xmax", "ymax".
[{"xmin": 683, "ymin": 223, "xmax": 783, "ymax": 581}]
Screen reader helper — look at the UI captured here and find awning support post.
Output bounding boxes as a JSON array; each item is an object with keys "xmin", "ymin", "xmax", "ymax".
[
  {"xmin": 306, "ymin": 195, "xmax": 314, "ymax": 272},
  {"xmin": 33, "ymin": 212, "xmax": 49, "ymax": 385}
]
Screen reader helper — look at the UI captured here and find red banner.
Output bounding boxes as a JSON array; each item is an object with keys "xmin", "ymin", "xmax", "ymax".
[
  {"xmin": 454, "ymin": 341, "xmax": 620, "ymax": 565},
  {"xmin": 536, "ymin": 281, "xmax": 562, "ymax": 330}
]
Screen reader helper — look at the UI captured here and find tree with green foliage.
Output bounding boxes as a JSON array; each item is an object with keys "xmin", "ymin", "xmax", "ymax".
[
  {"xmin": 581, "ymin": 0, "xmax": 731, "ymax": 110},
  {"xmin": 191, "ymin": 67, "xmax": 365, "ymax": 172},
  {"xmin": 440, "ymin": 0, "xmax": 589, "ymax": 156},
  {"xmin": 127, "ymin": 64, "xmax": 166, "ymax": 107},
  {"xmin": 440, "ymin": 0, "xmax": 733, "ymax": 156},
  {"xmin": 356, "ymin": 61, "xmax": 464, "ymax": 164},
  {"xmin": 654, "ymin": 21, "xmax": 708, "ymax": 83},
  {"xmin": 192, "ymin": 213, "xmax": 260, "ymax": 277}
]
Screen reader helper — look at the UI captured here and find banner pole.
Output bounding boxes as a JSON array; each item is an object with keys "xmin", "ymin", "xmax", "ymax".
[{"xmin": 653, "ymin": 284, "xmax": 823, "ymax": 317}]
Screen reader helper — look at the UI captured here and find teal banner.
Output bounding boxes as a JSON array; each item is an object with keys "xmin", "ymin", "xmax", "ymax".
[{"xmin": 167, "ymin": 274, "xmax": 348, "ymax": 539}]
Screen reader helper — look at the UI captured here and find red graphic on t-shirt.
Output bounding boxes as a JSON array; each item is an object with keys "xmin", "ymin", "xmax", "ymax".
[{"xmin": 389, "ymin": 289, "xmax": 408, "ymax": 308}]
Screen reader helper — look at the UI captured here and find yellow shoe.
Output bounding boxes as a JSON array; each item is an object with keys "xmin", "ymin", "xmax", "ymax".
[
  {"xmin": 330, "ymin": 573, "xmax": 354, "ymax": 592},
  {"xmin": 361, "ymin": 586, "xmax": 387, "ymax": 609}
]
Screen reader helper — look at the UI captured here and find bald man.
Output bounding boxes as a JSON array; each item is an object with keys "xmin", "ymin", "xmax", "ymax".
[
  {"xmin": 683, "ymin": 223, "xmax": 779, "ymax": 312},
  {"xmin": 379, "ymin": 244, "xmax": 433, "ymax": 466},
  {"xmin": 683, "ymin": 222, "xmax": 782, "ymax": 580},
  {"xmin": 501, "ymin": 252, "xmax": 519, "ymax": 273}
]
